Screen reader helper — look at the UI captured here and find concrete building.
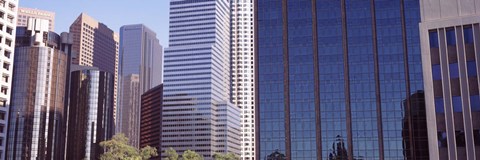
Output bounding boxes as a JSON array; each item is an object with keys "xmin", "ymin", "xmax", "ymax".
[
  {"xmin": 17, "ymin": 7, "xmax": 55, "ymax": 31},
  {"xmin": 163, "ymin": 0, "xmax": 241, "ymax": 159},
  {"xmin": 419, "ymin": 0, "xmax": 480, "ymax": 159},
  {"xmin": 7, "ymin": 19, "xmax": 70, "ymax": 160},
  {"xmin": 118, "ymin": 24, "xmax": 162, "ymax": 147},
  {"xmin": 256, "ymin": 0, "xmax": 425, "ymax": 159},
  {"xmin": 231, "ymin": 0, "xmax": 255, "ymax": 159},
  {"xmin": 140, "ymin": 84, "xmax": 163, "ymax": 160},
  {"xmin": 0, "ymin": 0, "xmax": 17, "ymax": 158},
  {"xmin": 65, "ymin": 66, "xmax": 115, "ymax": 160},
  {"xmin": 69, "ymin": 13, "xmax": 119, "ymax": 124}
]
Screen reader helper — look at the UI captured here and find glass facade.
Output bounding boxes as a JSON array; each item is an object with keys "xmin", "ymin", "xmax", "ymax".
[
  {"xmin": 140, "ymin": 84, "xmax": 163, "ymax": 160},
  {"xmin": 65, "ymin": 69, "xmax": 115, "ymax": 160},
  {"xmin": 256, "ymin": 0, "xmax": 427, "ymax": 159}
]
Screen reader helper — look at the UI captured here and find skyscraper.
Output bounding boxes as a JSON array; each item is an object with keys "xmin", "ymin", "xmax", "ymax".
[
  {"xmin": 118, "ymin": 24, "xmax": 163, "ymax": 147},
  {"xmin": 256, "ymin": 0, "xmax": 424, "ymax": 159},
  {"xmin": 65, "ymin": 66, "xmax": 115, "ymax": 160},
  {"xmin": 69, "ymin": 13, "xmax": 119, "ymax": 124},
  {"xmin": 419, "ymin": 0, "xmax": 480, "ymax": 159},
  {"xmin": 231, "ymin": 0, "xmax": 256, "ymax": 159},
  {"xmin": 7, "ymin": 19, "xmax": 70, "ymax": 160},
  {"xmin": 0, "ymin": 0, "xmax": 17, "ymax": 158},
  {"xmin": 17, "ymin": 7, "xmax": 55, "ymax": 31},
  {"xmin": 163, "ymin": 0, "xmax": 241, "ymax": 158},
  {"xmin": 140, "ymin": 84, "xmax": 163, "ymax": 160}
]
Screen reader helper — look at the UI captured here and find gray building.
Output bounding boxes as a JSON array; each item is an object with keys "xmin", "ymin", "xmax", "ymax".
[
  {"xmin": 162, "ymin": 0, "xmax": 241, "ymax": 159},
  {"xmin": 420, "ymin": 0, "xmax": 480, "ymax": 159},
  {"xmin": 118, "ymin": 24, "xmax": 162, "ymax": 148},
  {"xmin": 65, "ymin": 66, "xmax": 115, "ymax": 160},
  {"xmin": 7, "ymin": 19, "xmax": 71, "ymax": 160}
]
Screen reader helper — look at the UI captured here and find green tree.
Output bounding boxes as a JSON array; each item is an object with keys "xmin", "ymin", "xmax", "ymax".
[
  {"xmin": 182, "ymin": 150, "xmax": 204, "ymax": 160},
  {"xmin": 99, "ymin": 133, "xmax": 158, "ymax": 160},
  {"xmin": 213, "ymin": 153, "xmax": 240, "ymax": 160},
  {"xmin": 164, "ymin": 147, "xmax": 179, "ymax": 160}
]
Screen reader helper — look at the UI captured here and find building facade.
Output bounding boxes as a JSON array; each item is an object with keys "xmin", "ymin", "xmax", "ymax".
[
  {"xmin": 65, "ymin": 66, "xmax": 115, "ymax": 160},
  {"xmin": 256, "ymin": 0, "xmax": 425, "ymax": 159},
  {"xmin": 140, "ymin": 84, "xmax": 163, "ymax": 160},
  {"xmin": 231, "ymin": 0, "xmax": 255, "ymax": 159},
  {"xmin": 7, "ymin": 19, "xmax": 70, "ymax": 160},
  {"xmin": 0, "ymin": 0, "xmax": 17, "ymax": 158},
  {"xmin": 17, "ymin": 7, "xmax": 55, "ymax": 31},
  {"xmin": 118, "ymin": 24, "xmax": 163, "ymax": 147},
  {"xmin": 163, "ymin": 0, "xmax": 241, "ymax": 159},
  {"xmin": 419, "ymin": 0, "xmax": 480, "ymax": 159},
  {"xmin": 69, "ymin": 13, "xmax": 119, "ymax": 124}
]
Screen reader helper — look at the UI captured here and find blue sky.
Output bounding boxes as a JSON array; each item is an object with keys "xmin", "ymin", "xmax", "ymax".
[{"xmin": 19, "ymin": 0, "xmax": 170, "ymax": 47}]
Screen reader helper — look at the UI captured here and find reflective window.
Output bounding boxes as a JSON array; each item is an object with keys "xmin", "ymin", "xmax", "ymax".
[
  {"xmin": 432, "ymin": 64, "xmax": 442, "ymax": 80},
  {"xmin": 449, "ymin": 63, "xmax": 459, "ymax": 79},
  {"xmin": 464, "ymin": 26, "xmax": 474, "ymax": 44},
  {"xmin": 429, "ymin": 31, "xmax": 439, "ymax": 48},
  {"xmin": 446, "ymin": 28, "xmax": 456, "ymax": 46},
  {"xmin": 471, "ymin": 95, "xmax": 480, "ymax": 112},
  {"xmin": 455, "ymin": 131, "xmax": 465, "ymax": 147},
  {"xmin": 467, "ymin": 61, "xmax": 477, "ymax": 77},
  {"xmin": 452, "ymin": 96, "xmax": 462, "ymax": 112},
  {"xmin": 437, "ymin": 131, "xmax": 447, "ymax": 148},
  {"xmin": 435, "ymin": 98, "xmax": 444, "ymax": 113}
]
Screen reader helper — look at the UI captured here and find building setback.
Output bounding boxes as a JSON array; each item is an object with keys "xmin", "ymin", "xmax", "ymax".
[
  {"xmin": 163, "ymin": 0, "xmax": 241, "ymax": 159},
  {"xmin": 65, "ymin": 66, "xmax": 115, "ymax": 160},
  {"xmin": 118, "ymin": 24, "xmax": 163, "ymax": 148},
  {"xmin": 140, "ymin": 84, "xmax": 163, "ymax": 160},
  {"xmin": 7, "ymin": 19, "xmax": 70, "ymax": 159},
  {"xmin": 419, "ymin": 0, "xmax": 480, "ymax": 159},
  {"xmin": 69, "ymin": 13, "xmax": 119, "ymax": 125},
  {"xmin": 256, "ymin": 0, "xmax": 426, "ymax": 159},
  {"xmin": 17, "ymin": 7, "xmax": 55, "ymax": 31},
  {"xmin": 0, "ymin": 0, "xmax": 17, "ymax": 158},
  {"xmin": 231, "ymin": 0, "xmax": 256, "ymax": 159}
]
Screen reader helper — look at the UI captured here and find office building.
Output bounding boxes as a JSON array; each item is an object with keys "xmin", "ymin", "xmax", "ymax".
[
  {"xmin": 256, "ymin": 0, "xmax": 425, "ymax": 159},
  {"xmin": 231, "ymin": 0, "xmax": 255, "ymax": 159},
  {"xmin": 65, "ymin": 66, "xmax": 115, "ymax": 160},
  {"xmin": 420, "ymin": 0, "xmax": 480, "ymax": 159},
  {"xmin": 118, "ymin": 24, "xmax": 163, "ymax": 147},
  {"xmin": 140, "ymin": 84, "xmax": 163, "ymax": 160},
  {"xmin": 0, "ymin": 0, "xmax": 17, "ymax": 158},
  {"xmin": 402, "ymin": 91, "xmax": 429, "ymax": 159},
  {"xmin": 163, "ymin": 0, "xmax": 241, "ymax": 159},
  {"xmin": 17, "ymin": 7, "xmax": 55, "ymax": 31},
  {"xmin": 69, "ymin": 13, "xmax": 119, "ymax": 124},
  {"xmin": 7, "ymin": 19, "xmax": 70, "ymax": 159}
]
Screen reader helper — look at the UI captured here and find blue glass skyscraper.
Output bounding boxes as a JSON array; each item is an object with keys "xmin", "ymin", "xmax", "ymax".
[{"xmin": 255, "ymin": 0, "xmax": 427, "ymax": 159}]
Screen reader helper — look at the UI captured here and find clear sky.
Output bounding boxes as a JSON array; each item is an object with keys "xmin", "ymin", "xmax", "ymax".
[{"xmin": 19, "ymin": 0, "xmax": 170, "ymax": 47}]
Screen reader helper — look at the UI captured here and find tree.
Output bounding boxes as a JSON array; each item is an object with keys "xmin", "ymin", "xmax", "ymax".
[
  {"xmin": 182, "ymin": 150, "xmax": 204, "ymax": 160},
  {"xmin": 213, "ymin": 153, "xmax": 240, "ymax": 160},
  {"xmin": 99, "ymin": 133, "xmax": 158, "ymax": 160},
  {"xmin": 164, "ymin": 147, "xmax": 179, "ymax": 160}
]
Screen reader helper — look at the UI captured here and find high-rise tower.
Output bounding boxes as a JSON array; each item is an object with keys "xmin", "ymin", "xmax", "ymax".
[
  {"xmin": 256, "ymin": 0, "xmax": 426, "ymax": 159},
  {"xmin": 163, "ymin": 0, "xmax": 241, "ymax": 159},
  {"xmin": 231, "ymin": 0, "xmax": 255, "ymax": 159},
  {"xmin": 420, "ymin": 0, "xmax": 480, "ymax": 159},
  {"xmin": 118, "ymin": 24, "xmax": 162, "ymax": 147}
]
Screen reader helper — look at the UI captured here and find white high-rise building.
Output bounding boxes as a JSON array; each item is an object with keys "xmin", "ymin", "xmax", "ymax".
[
  {"xmin": 163, "ymin": 0, "xmax": 241, "ymax": 159},
  {"xmin": 0, "ymin": 0, "xmax": 17, "ymax": 159},
  {"xmin": 231, "ymin": 0, "xmax": 255, "ymax": 159},
  {"xmin": 118, "ymin": 24, "xmax": 163, "ymax": 148}
]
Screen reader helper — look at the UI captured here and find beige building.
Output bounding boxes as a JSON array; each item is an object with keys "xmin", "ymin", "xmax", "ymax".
[
  {"xmin": 17, "ymin": 7, "xmax": 55, "ymax": 31},
  {"xmin": 69, "ymin": 13, "xmax": 119, "ymax": 123}
]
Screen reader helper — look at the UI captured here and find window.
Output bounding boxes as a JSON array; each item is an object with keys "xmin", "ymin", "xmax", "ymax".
[
  {"xmin": 435, "ymin": 98, "xmax": 444, "ymax": 113},
  {"xmin": 474, "ymin": 130, "xmax": 480, "ymax": 146},
  {"xmin": 0, "ymin": 124, "xmax": 3, "ymax": 133},
  {"xmin": 0, "ymin": 87, "xmax": 6, "ymax": 95},
  {"xmin": 429, "ymin": 30, "xmax": 439, "ymax": 48},
  {"xmin": 0, "ymin": 111, "xmax": 5, "ymax": 120},
  {"xmin": 467, "ymin": 61, "xmax": 477, "ymax": 77},
  {"xmin": 452, "ymin": 96, "xmax": 462, "ymax": 112},
  {"xmin": 438, "ymin": 131, "xmax": 447, "ymax": 147},
  {"xmin": 464, "ymin": 26, "xmax": 474, "ymax": 44},
  {"xmin": 449, "ymin": 63, "xmax": 459, "ymax": 78},
  {"xmin": 2, "ymin": 74, "xmax": 7, "ymax": 83},
  {"xmin": 5, "ymin": 39, "xmax": 11, "ymax": 47},
  {"xmin": 446, "ymin": 28, "xmax": 456, "ymax": 46},
  {"xmin": 456, "ymin": 131, "xmax": 466, "ymax": 147},
  {"xmin": 2, "ymin": 62, "xmax": 8, "ymax": 70},
  {"xmin": 4, "ymin": 50, "xmax": 9, "ymax": 59},
  {"xmin": 6, "ymin": 27, "xmax": 12, "ymax": 35},
  {"xmin": 432, "ymin": 64, "xmax": 442, "ymax": 80},
  {"xmin": 471, "ymin": 95, "xmax": 480, "ymax": 112}
]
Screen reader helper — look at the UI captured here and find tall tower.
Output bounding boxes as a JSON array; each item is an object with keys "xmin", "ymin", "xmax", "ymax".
[
  {"xmin": 419, "ymin": 0, "xmax": 480, "ymax": 159},
  {"xmin": 69, "ymin": 13, "xmax": 119, "ymax": 124},
  {"xmin": 231, "ymin": 0, "xmax": 255, "ymax": 159},
  {"xmin": 7, "ymin": 19, "xmax": 70, "ymax": 160},
  {"xmin": 256, "ymin": 0, "xmax": 425, "ymax": 159},
  {"xmin": 0, "ymin": 0, "xmax": 17, "ymax": 158},
  {"xmin": 118, "ymin": 24, "xmax": 162, "ymax": 147},
  {"xmin": 163, "ymin": 0, "xmax": 241, "ymax": 159}
]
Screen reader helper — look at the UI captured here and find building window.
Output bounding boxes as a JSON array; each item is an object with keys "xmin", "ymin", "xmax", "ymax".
[
  {"xmin": 474, "ymin": 130, "xmax": 480, "ymax": 146},
  {"xmin": 6, "ymin": 27, "xmax": 12, "ymax": 35},
  {"xmin": 456, "ymin": 131, "xmax": 466, "ymax": 147},
  {"xmin": 0, "ymin": 87, "xmax": 7, "ymax": 95},
  {"xmin": 464, "ymin": 26, "xmax": 474, "ymax": 44},
  {"xmin": 4, "ymin": 50, "xmax": 9, "ymax": 59},
  {"xmin": 471, "ymin": 95, "xmax": 480, "ymax": 112},
  {"xmin": 5, "ymin": 39, "xmax": 11, "ymax": 47},
  {"xmin": 449, "ymin": 63, "xmax": 459, "ymax": 79},
  {"xmin": 446, "ymin": 28, "xmax": 456, "ymax": 46},
  {"xmin": 438, "ymin": 131, "xmax": 447, "ymax": 148},
  {"xmin": 2, "ymin": 74, "xmax": 7, "ymax": 83},
  {"xmin": 467, "ymin": 61, "xmax": 477, "ymax": 77},
  {"xmin": 435, "ymin": 98, "xmax": 444, "ymax": 113},
  {"xmin": 2, "ymin": 62, "xmax": 8, "ymax": 70},
  {"xmin": 452, "ymin": 96, "xmax": 462, "ymax": 112},
  {"xmin": 429, "ymin": 30, "xmax": 439, "ymax": 48},
  {"xmin": 0, "ymin": 124, "xmax": 3, "ymax": 133},
  {"xmin": 432, "ymin": 64, "xmax": 442, "ymax": 80},
  {"xmin": 0, "ymin": 111, "xmax": 5, "ymax": 120}
]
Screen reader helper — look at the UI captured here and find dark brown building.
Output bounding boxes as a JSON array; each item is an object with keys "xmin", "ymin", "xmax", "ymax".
[
  {"xmin": 402, "ymin": 91, "xmax": 429, "ymax": 160},
  {"xmin": 140, "ymin": 84, "xmax": 163, "ymax": 159}
]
